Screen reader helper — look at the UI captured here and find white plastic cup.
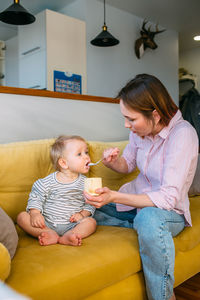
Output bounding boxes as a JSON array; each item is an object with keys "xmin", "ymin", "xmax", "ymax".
[{"xmin": 84, "ymin": 177, "xmax": 102, "ymax": 196}]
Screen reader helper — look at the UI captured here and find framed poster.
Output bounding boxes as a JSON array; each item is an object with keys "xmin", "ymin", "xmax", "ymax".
[{"xmin": 54, "ymin": 71, "xmax": 82, "ymax": 94}]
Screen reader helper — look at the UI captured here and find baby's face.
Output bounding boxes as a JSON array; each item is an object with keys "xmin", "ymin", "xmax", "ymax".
[{"xmin": 62, "ymin": 140, "xmax": 91, "ymax": 174}]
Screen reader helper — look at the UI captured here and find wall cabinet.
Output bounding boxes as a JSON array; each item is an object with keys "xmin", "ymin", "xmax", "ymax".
[
  {"xmin": 19, "ymin": 50, "xmax": 46, "ymax": 89},
  {"xmin": 18, "ymin": 9, "xmax": 87, "ymax": 93},
  {"xmin": 18, "ymin": 11, "xmax": 46, "ymax": 59}
]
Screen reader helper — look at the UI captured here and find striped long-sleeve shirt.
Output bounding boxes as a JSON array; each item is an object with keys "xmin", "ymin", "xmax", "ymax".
[{"xmin": 26, "ymin": 172, "xmax": 95, "ymax": 225}]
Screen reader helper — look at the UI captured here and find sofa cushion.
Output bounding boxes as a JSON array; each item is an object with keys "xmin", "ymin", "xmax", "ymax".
[
  {"xmin": 0, "ymin": 208, "xmax": 18, "ymax": 259},
  {"xmin": 0, "ymin": 243, "xmax": 11, "ymax": 281},
  {"xmin": 0, "ymin": 139, "xmax": 55, "ymax": 221}
]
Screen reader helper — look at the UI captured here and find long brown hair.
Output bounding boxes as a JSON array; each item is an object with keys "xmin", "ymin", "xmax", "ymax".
[{"xmin": 117, "ymin": 74, "xmax": 178, "ymax": 126}]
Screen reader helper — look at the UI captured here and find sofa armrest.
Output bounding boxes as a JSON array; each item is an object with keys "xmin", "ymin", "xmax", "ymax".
[{"xmin": 0, "ymin": 243, "xmax": 11, "ymax": 281}]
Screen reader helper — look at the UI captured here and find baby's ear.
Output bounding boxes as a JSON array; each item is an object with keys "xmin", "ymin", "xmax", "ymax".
[{"xmin": 58, "ymin": 157, "xmax": 68, "ymax": 170}]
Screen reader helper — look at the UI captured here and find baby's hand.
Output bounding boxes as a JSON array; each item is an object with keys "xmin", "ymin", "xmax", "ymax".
[
  {"xmin": 70, "ymin": 212, "xmax": 83, "ymax": 223},
  {"xmin": 30, "ymin": 211, "xmax": 45, "ymax": 229},
  {"xmin": 103, "ymin": 147, "xmax": 120, "ymax": 164}
]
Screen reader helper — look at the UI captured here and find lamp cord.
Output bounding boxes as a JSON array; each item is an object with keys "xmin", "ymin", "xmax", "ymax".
[{"xmin": 104, "ymin": 0, "xmax": 106, "ymax": 26}]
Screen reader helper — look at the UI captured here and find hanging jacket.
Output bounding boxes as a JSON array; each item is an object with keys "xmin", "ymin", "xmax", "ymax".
[{"xmin": 179, "ymin": 87, "xmax": 200, "ymax": 149}]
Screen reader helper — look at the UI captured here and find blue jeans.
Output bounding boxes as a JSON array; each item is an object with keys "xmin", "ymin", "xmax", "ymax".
[{"xmin": 94, "ymin": 204, "xmax": 185, "ymax": 300}]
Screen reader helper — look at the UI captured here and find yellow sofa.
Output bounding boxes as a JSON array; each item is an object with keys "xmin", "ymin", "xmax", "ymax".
[{"xmin": 0, "ymin": 138, "xmax": 200, "ymax": 300}]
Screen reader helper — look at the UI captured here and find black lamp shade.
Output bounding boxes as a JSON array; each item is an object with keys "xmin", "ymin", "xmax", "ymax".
[
  {"xmin": 91, "ymin": 25, "xmax": 119, "ymax": 47},
  {"xmin": 0, "ymin": 1, "xmax": 35, "ymax": 25}
]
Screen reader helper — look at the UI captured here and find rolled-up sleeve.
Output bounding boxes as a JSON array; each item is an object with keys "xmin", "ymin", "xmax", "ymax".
[
  {"xmin": 82, "ymin": 203, "xmax": 96, "ymax": 216},
  {"xmin": 122, "ymin": 132, "xmax": 137, "ymax": 173},
  {"xmin": 146, "ymin": 125, "xmax": 198, "ymax": 210}
]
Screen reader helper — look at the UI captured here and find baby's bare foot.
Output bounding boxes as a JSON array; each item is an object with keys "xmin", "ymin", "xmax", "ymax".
[
  {"xmin": 38, "ymin": 231, "xmax": 59, "ymax": 246},
  {"xmin": 58, "ymin": 232, "xmax": 82, "ymax": 246}
]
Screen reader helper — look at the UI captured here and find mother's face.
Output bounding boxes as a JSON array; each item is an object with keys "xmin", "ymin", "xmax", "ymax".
[{"xmin": 120, "ymin": 100, "xmax": 156, "ymax": 137}]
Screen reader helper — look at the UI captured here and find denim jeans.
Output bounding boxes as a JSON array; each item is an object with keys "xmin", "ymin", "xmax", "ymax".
[{"xmin": 94, "ymin": 204, "xmax": 185, "ymax": 300}]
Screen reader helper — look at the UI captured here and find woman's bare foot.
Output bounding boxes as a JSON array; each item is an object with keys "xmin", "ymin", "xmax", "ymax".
[
  {"xmin": 58, "ymin": 232, "xmax": 82, "ymax": 246},
  {"xmin": 38, "ymin": 231, "xmax": 59, "ymax": 246}
]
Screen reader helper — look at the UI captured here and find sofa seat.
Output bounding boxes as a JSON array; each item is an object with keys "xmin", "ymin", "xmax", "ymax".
[
  {"xmin": 174, "ymin": 196, "xmax": 200, "ymax": 252},
  {"xmin": 4, "ymin": 195, "xmax": 200, "ymax": 300},
  {"xmin": 7, "ymin": 226, "xmax": 143, "ymax": 300}
]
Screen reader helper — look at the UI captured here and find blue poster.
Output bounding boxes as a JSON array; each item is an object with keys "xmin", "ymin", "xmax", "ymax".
[{"xmin": 54, "ymin": 71, "xmax": 82, "ymax": 94}]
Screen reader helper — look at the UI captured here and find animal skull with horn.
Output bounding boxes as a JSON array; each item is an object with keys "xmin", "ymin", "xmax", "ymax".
[{"xmin": 135, "ymin": 20, "xmax": 166, "ymax": 59}]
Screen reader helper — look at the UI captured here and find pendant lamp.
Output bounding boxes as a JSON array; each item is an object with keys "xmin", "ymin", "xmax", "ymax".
[
  {"xmin": 0, "ymin": 0, "xmax": 35, "ymax": 25},
  {"xmin": 90, "ymin": 0, "xmax": 119, "ymax": 47}
]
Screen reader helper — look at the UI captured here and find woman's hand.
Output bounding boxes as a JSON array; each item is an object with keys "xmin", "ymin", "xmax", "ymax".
[
  {"xmin": 103, "ymin": 147, "xmax": 120, "ymax": 167},
  {"xmin": 84, "ymin": 187, "xmax": 113, "ymax": 208},
  {"xmin": 102, "ymin": 147, "xmax": 128, "ymax": 173},
  {"xmin": 30, "ymin": 210, "xmax": 45, "ymax": 229}
]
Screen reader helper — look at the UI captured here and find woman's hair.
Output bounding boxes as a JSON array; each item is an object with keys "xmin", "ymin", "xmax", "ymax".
[
  {"xmin": 50, "ymin": 135, "xmax": 86, "ymax": 171},
  {"xmin": 117, "ymin": 74, "xmax": 178, "ymax": 126}
]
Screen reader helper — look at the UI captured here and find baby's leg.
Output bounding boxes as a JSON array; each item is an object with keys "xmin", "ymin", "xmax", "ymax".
[
  {"xmin": 17, "ymin": 211, "xmax": 59, "ymax": 246},
  {"xmin": 58, "ymin": 217, "xmax": 96, "ymax": 246}
]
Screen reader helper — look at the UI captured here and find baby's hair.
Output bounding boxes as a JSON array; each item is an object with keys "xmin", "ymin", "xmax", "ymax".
[{"xmin": 50, "ymin": 135, "xmax": 86, "ymax": 171}]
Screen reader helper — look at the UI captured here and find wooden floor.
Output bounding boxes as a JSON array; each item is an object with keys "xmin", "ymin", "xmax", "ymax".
[{"xmin": 174, "ymin": 272, "xmax": 200, "ymax": 300}]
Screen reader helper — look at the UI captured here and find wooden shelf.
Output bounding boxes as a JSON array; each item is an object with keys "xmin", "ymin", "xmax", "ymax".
[{"xmin": 0, "ymin": 86, "xmax": 119, "ymax": 104}]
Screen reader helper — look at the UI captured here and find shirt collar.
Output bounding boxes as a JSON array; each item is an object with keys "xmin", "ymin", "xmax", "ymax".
[{"xmin": 158, "ymin": 110, "xmax": 183, "ymax": 139}]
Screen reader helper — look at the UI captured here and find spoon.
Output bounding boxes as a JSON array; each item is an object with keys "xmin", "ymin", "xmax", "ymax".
[{"xmin": 88, "ymin": 158, "xmax": 103, "ymax": 166}]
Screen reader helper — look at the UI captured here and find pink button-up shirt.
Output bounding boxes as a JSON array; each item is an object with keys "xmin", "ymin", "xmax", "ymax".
[{"xmin": 117, "ymin": 110, "xmax": 198, "ymax": 226}]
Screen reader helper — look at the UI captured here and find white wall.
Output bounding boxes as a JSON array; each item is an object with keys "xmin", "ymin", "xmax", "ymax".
[
  {"xmin": 179, "ymin": 47, "xmax": 200, "ymax": 91},
  {"xmin": 5, "ymin": 36, "xmax": 19, "ymax": 87},
  {"xmin": 60, "ymin": 0, "xmax": 179, "ymax": 103},
  {"xmin": 0, "ymin": 0, "xmax": 180, "ymax": 144},
  {"xmin": 0, "ymin": 93, "xmax": 128, "ymax": 144}
]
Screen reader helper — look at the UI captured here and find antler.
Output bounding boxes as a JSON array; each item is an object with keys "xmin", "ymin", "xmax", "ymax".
[
  {"xmin": 141, "ymin": 20, "xmax": 148, "ymax": 33},
  {"xmin": 141, "ymin": 20, "xmax": 165, "ymax": 35},
  {"xmin": 154, "ymin": 23, "xmax": 166, "ymax": 35}
]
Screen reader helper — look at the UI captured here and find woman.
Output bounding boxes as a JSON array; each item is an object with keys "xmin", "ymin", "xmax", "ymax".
[{"xmin": 84, "ymin": 74, "xmax": 198, "ymax": 300}]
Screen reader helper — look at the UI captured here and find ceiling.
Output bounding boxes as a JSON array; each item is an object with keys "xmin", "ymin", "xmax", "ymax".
[
  {"xmin": 104, "ymin": 0, "xmax": 200, "ymax": 52},
  {"xmin": 0, "ymin": 0, "xmax": 199, "ymax": 52}
]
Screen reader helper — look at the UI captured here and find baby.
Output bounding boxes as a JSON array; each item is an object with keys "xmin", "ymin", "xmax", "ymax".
[{"xmin": 17, "ymin": 135, "xmax": 96, "ymax": 246}]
